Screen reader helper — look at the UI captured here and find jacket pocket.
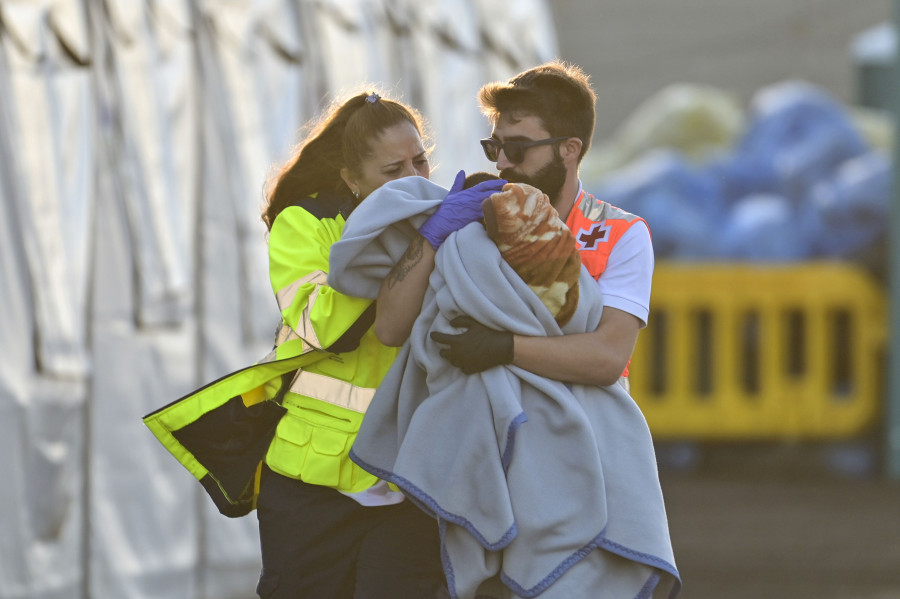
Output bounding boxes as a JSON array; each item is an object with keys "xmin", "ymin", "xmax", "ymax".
[
  {"xmin": 266, "ymin": 413, "xmax": 314, "ymax": 479},
  {"xmin": 265, "ymin": 397, "xmax": 375, "ymax": 492}
]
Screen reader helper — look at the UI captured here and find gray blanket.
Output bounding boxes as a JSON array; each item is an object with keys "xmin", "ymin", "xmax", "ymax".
[{"xmin": 329, "ymin": 177, "xmax": 680, "ymax": 599}]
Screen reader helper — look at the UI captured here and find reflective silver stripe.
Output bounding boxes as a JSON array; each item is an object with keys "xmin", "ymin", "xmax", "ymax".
[
  {"xmin": 258, "ymin": 325, "xmax": 316, "ymax": 364},
  {"xmin": 275, "ymin": 270, "xmax": 328, "ymax": 349},
  {"xmin": 275, "ymin": 270, "xmax": 328, "ymax": 312},
  {"xmin": 288, "ymin": 370, "xmax": 376, "ymax": 414},
  {"xmin": 577, "ymin": 192, "xmax": 640, "ymax": 223},
  {"xmin": 275, "ymin": 323, "xmax": 301, "ymax": 346}
]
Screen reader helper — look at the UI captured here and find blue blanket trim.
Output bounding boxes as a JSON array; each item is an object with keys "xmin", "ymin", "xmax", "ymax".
[
  {"xmin": 636, "ymin": 572, "xmax": 662, "ymax": 599},
  {"xmin": 499, "ymin": 529, "xmax": 607, "ymax": 597},
  {"xmin": 352, "ymin": 445, "xmax": 682, "ymax": 598},
  {"xmin": 493, "ymin": 530, "xmax": 681, "ymax": 599},
  {"xmin": 437, "ymin": 518, "xmax": 460, "ymax": 599},
  {"xmin": 597, "ymin": 537, "xmax": 682, "ymax": 599},
  {"xmin": 500, "ymin": 412, "xmax": 528, "ymax": 472},
  {"xmin": 349, "ymin": 448, "xmax": 519, "ymax": 551}
]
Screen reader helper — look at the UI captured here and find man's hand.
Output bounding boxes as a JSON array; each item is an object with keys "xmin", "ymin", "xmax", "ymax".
[
  {"xmin": 418, "ymin": 170, "xmax": 506, "ymax": 250},
  {"xmin": 430, "ymin": 316, "xmax": 514, "ymax": 374}
]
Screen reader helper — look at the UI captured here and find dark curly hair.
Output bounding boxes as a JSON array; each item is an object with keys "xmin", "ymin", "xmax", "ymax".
[{"xmin": 262, "ymin": 91, "xmax": 430, "ymax": 230}]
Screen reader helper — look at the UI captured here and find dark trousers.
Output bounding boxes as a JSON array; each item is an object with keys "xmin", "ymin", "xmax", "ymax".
[{"xmin": 255, "ymin": 465, "xmax": 447, "ymax": 599}]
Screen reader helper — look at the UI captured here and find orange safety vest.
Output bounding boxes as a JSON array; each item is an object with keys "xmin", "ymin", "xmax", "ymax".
[{"xmin": 565, "ymin": 189, "xmax": 650, "ymax": 378}]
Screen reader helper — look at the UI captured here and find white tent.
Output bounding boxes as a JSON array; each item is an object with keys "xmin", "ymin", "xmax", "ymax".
[{"xmin": 0, "ymin": 0, "xmax": 558, "ymax": 597}]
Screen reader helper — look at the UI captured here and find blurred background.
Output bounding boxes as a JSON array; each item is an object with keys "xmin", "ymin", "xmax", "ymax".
[{"xmin": 0, "ymin": 1, "xmax": 898, "ymax": 598}]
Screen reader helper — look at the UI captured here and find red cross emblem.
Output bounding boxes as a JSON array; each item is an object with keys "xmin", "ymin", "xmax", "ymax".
[{"xmin": 576, "ymin": 221, "xmax": 611, "ymax": 250}]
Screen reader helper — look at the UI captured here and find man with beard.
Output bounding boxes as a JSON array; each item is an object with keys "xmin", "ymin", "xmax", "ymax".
[{"xmin": 376, "ymin": 60, "xmax": 653, "ymax": 390}]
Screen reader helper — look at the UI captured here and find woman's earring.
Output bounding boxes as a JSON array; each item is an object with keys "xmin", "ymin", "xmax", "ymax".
[{"xmin": 353, "ymin": 190, "xmax": 360, "ymax": 199}]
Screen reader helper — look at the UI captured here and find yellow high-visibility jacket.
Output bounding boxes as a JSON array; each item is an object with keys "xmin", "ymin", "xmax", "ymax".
[{"xmin": 143, "ymin": 192, "xmax": 399, "ymax": 517}]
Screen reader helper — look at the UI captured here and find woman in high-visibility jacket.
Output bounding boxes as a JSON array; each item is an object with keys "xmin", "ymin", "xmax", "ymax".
[
  {"xmin": 259, "ymin": 90, "xmax": 435, "ymax": 598},
  {"xmin": 143, "ymin": 88, "xmax": 504, "ymax": 598},
  {"xmin": 254, "ymin": 91, "xmax": 504, "ymax": 598}
]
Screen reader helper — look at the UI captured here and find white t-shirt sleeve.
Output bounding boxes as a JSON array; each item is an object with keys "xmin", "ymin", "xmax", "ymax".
[{"xmin": 595, "ymin": 220, "xmax": 654, "ymax": 327}]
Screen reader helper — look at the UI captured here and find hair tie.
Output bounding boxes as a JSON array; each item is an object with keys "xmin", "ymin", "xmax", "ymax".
[{"xmin": 365, "ymin": 92, "xmax": 381, "ymax": 104}]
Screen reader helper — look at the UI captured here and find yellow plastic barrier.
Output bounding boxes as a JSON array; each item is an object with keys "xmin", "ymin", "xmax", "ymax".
[{"xmin": 629, "ymin": 262, "xmax": 887, "ymax": 440}]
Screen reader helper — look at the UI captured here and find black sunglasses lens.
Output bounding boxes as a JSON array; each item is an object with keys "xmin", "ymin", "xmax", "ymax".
[
  {"xmin": 480, "ymin": 139, "xmax": 498, "ymax": 161},
  {"xmin": 503, "ymin": 142, "xmax": 524, "ymax": 163},
  {"xmin": 481, "ymin": 139, "xmax": 527, "ymax": 163}
]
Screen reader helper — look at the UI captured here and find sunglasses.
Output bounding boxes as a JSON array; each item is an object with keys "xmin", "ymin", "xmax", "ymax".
[{"xmin": 479, "ymin": 136, "xmax": 569, "ymax": 164}]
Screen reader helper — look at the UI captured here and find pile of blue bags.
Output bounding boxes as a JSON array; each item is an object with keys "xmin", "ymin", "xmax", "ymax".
[{"xmin": 588, "ymin": 81, "xmax": 891, "ymax": 278}]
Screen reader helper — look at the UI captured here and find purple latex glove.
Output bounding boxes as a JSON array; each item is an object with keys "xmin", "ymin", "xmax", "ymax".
[{"xmin": 418, "ymin": 170, "xmax": 507, "ymax": 249}]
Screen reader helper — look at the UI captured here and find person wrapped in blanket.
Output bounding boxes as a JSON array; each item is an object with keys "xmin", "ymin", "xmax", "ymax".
[
  {"xmin": 365, "ymin": 61, "xmax": 678, "ymax": 599},
  {"xmin": 468, "ymin": 172, "xmax": 581, "ymax": 328}
]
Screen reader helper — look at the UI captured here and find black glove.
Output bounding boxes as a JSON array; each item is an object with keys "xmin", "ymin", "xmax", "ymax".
[{"xmin": 430, "ymin": 316, "xmax": 514, "ymax": 374}]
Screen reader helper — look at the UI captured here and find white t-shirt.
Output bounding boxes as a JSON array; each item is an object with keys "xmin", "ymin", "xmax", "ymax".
[{"xmin": 594, "ymin": 220, "xmax": 654, "ymax": 327}]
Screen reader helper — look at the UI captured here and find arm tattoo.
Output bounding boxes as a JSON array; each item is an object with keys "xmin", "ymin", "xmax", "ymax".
[{"xmin": 386, "ymin": 235, "xmax": 425, "ymax": 289}]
